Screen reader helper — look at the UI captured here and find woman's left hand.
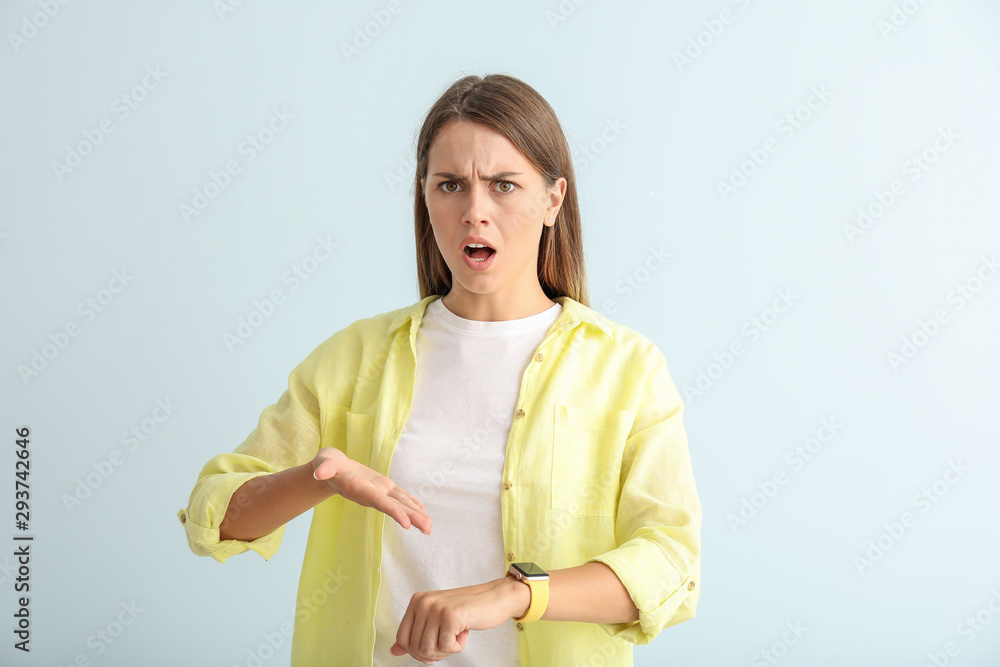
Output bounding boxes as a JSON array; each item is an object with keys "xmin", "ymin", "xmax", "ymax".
[{"xmin": 390, "ymin": 576, "xmax": 525, "ymax": 664}]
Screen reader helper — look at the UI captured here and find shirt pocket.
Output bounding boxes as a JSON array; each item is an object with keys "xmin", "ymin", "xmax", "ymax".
[
  {"xmin": 551, "ymin": 405, "xmax": 632, "ymax": 517},
  {"xmin": 322, "ymin": 406, "xmax": 376, "ymax": 517}
]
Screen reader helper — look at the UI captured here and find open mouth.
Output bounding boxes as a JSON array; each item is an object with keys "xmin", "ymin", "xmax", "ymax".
[{"xmin": 464, "ymin": 243, "xmax": 496, "ymax": 262}]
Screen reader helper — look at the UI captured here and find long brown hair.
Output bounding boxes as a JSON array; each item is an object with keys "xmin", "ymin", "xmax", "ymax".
[{"xmin": 412, "ymin": 73, "xmax": 588, "ymax": 306}]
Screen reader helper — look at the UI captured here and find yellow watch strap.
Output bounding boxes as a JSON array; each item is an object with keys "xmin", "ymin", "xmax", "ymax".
[{"xmin": 514, "ymin": 577, "xmax": 549, "ymax": 623}]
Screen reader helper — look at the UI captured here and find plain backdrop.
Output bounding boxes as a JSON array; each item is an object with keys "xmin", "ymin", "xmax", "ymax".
[{"xmin": 2, "ymin": 1, "xmax": 1000, "ymax": 665}]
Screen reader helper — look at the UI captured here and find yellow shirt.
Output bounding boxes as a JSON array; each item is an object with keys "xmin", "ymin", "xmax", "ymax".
[{"xmin": 178, "ymin": 294, "xmax": 701, "ymax": 666}]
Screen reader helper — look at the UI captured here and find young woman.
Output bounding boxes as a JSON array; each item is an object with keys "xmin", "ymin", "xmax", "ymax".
[{"xmin": 179, "ymin": 73, "xmax": 701, "ymax": 666}]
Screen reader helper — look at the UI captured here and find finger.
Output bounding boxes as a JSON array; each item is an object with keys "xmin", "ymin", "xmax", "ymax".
[
  {"xmin": 398, "ymin": 487, "xmax": 428, "ymax": 513},
  {"xmin": 439, "ymin": 618, "xmax": 462, "ymax": 655},
  {"xmin": 401, "ymin": 508, "xmax": 432, "ymax": 535},
  {"xmin": 395, "ymin": 605, "xmax": 415, "ymax": 657},
  {"xmin": 386, "ymin": 487, "xmax": 421, "ymax": 514},
  {"xmin": 410, "ymin": 605, "xmax": 434, "ymax": 661},
  {"xmin": 408, "ymin": 510, "xmax": 431, "ymax": 535},
  {"xmin": 386, "ymin": 492, "xmax": 432, "ymax": 534},
  {"xmin": 372, "ymin": 495, "xmax": 412, "ymax": 529},
  {"xmin": 377, "ymin": 492, "xmax": 430, "ymax": 534}
]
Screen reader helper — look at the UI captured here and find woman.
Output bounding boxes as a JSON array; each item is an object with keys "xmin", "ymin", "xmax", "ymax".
[{"xmin": 178, "ymin": 73, "xmax": 701, "ymax": 666}]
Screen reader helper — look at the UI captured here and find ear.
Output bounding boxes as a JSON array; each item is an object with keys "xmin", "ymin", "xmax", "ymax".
[{"xmin": 545, "ymin": 177, "xmax": 567, "ymax": 225}]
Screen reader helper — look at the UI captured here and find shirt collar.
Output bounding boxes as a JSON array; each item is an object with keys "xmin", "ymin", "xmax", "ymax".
[{"xmin": 386, "ymin": 294, "xmax": 614, "ymax": 340}]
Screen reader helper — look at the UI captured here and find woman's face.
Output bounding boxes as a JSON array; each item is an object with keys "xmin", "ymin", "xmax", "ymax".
[{"xmin": 420, "ymin": 120, "xmax": 565, "ymax": 309}]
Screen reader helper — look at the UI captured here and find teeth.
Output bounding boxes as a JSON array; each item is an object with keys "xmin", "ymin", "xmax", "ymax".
[{"xmin": 464, "ymin": 242, "xmax": 494, "ymax": 261}]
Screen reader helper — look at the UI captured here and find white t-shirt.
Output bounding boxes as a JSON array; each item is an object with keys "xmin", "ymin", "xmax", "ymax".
[{"xmin": 372, "ymin": 297, "xmax": 563, "ymax": 666}]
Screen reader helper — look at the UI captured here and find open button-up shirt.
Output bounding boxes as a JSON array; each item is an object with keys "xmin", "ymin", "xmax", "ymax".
[{"xmin": 178, "ymin": 294, "xmax": 701, "ymax": 666}]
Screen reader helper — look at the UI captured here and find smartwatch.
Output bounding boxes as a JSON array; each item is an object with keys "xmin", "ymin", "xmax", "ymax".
[{"xmin": 507, "ymin": 562, "xmax": 549, "ymax": 623}]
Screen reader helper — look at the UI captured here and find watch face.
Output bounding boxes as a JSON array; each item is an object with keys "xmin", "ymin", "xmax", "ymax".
[{"xmin": 512, "ymin": 562, "xmax": 547, "ymax": 579}]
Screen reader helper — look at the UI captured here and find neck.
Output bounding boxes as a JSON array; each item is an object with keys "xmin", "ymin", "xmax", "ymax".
[{"xmin": 441, "ymin": 286, "xmax": 556, "ymax": 322}]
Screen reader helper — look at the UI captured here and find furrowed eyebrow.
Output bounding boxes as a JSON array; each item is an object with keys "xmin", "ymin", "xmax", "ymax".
[{"xmin": 431, "ymin": 171, "xmax": 523, "ymax": 181}]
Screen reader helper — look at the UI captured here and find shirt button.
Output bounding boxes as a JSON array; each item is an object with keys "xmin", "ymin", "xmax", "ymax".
[
  {"xmin": 688, "ymin": 580, "xmax": 696, "ymax": 591},
  {"xmin": 507, "ymin": 552, "xmax": 514, "ymax": 562},
  {"xmin": 515, "ymin": 622, "xmax": 524, "ymax": 631},
  {"xmin": 535, "ymin": 352, "xmax": 543, "ymax": 362},
  {"xmin": 515, "ymin": 409, "xmax": 525, "ymax": 418},
  {"xmin": 502, "ymin": 481, "xmax": 512, "ymax": 490}
]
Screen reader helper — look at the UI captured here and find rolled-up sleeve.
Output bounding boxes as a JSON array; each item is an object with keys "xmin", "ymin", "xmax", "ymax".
[
  {"xmin": 178, "ymin": 346, "xmax": 324, "ymax": 564},
  {"xmin": 586, "ymin": 347, "xmax": 701, "ymax": 644}
]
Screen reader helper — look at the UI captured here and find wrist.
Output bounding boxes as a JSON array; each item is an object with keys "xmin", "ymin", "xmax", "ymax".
[{"xmin": 503, "ymin": 573, "xmax": 532, "ymax": 620}]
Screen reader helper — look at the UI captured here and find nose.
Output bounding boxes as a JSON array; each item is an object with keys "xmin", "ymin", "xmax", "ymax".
[{"xmin": 461, "ymin": 181, "xmax": 491, "ymax": 227}]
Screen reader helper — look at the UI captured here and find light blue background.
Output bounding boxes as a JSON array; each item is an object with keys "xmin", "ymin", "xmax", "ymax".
[{"xmin": 2, "ymin": 1, "xmax": 999, "ymax": 665}]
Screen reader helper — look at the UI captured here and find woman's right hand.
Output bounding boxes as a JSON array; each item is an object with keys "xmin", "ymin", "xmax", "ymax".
[{"xmin": 310, "ymin": 447, "xmax": 432, "ymax": 535}]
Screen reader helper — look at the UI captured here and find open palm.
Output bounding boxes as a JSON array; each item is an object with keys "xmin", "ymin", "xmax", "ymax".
[{"xmin": 310, "ymin": 447, "xmax": 433, "ymax": 535}]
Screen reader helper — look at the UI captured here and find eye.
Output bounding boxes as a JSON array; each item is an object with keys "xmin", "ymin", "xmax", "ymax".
[
  {"xmin": 439, "ymin": 181, "xmax": 460, "ymax": 193},
  {"xmin": 497, "ymin": 180, "xmax": 517, "ymax": 193}
]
